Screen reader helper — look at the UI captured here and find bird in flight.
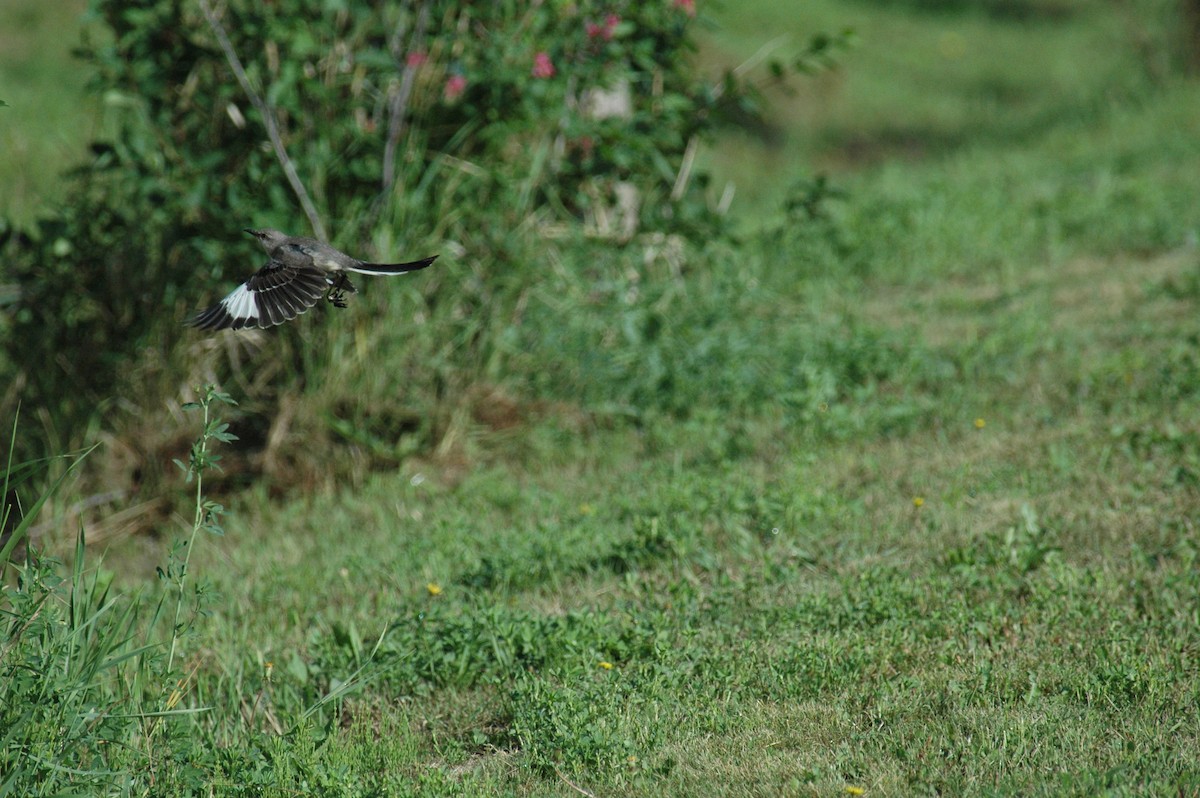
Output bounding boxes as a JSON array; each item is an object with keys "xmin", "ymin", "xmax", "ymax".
[{"xmin": 187, "ymin": 228, "xmax": 437, "ymax": 331}]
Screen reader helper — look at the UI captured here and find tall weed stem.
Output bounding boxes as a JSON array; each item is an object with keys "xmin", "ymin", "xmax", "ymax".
[{"xmin": 166, "ymin": 385, "xmax": 237, "ymax": 675}]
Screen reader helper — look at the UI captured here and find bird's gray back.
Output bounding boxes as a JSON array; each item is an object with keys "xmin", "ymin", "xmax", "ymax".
[{"xmin": 272, "ymin": 236, "xmax": 357, "ymax": 272}]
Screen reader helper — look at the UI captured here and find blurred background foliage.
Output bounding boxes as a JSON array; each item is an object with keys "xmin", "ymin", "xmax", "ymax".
[
  {"xmin": 1, "ymin": 0, "xmax": 847, "ymax": 525},
  {"xmin": 0, "ymin": 0, "xmax": 1194, "ymax": 527}
]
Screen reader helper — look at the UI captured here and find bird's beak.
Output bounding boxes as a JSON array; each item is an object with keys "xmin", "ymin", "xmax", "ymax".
[{"xmin": 243, "ymin": 228, "xmax": 259, "ymax": 237}]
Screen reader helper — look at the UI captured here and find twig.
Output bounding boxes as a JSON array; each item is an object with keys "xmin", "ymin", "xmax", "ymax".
[
  {"xmin": 554, "ymin": 766, "xmax": 599, "ymax": 798},
  {"xmin": 198, "ymin": 0, "xmax": 327, "ymax": 241},
  {"xmin": 733, "ymin": 34, "xmax": 792, "ymax": 79},
  {"xmin": 711, "ymin": 34, "xmax": 792, "ymax": 100},
  {"xmin": 670, "ymin": 135, "xmax": 698, "ymax": 201},
  {"xmin": 716, "ymin": 180, "xmax": 736, "ymax": 215},
  {"xmin": 381, "ymin": 1, "xmax": 431, "ymax": 195}
]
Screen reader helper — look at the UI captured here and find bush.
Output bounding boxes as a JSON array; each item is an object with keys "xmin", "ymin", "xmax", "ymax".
[
  {"xmin": 0, "ymin": 1, "xmax": 848, "ymax": 520},
  {"xmin": 2, "ymin": 1, "xmax": 720, "ymax": 432}
]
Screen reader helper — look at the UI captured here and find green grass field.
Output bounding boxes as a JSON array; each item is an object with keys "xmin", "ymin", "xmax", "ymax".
[
  {"xmin": 0, "ymin": 0, "xmax": 94, "ymax": 226},
  {"xmin": 5, "ymin": 0, "xmax": 1200, "ymax": 795}
]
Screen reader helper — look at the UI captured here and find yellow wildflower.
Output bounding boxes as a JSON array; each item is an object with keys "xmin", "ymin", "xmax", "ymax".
[
  {"xmin": 599, "ymin": 661, "xmax": 614, "ymax": 670},
  {"xmin": 426, "ymin": 582, "xmax": 443, "ymax": 596},
  {"xmin": 845, "ymin": 787, "xmax": 865, "ymax": 796},
  {"xmin": 912, "ymin": 496, "xmax": 925, "ymax": 508},
  {"xmin": 974, "ymin": 418, "xmax": 986, "ymax": 429}
]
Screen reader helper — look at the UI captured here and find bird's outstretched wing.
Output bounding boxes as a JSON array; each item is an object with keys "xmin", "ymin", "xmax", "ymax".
[{"xmin": 187, "ymin": 260, "xmax": 331, "ymax": 331}]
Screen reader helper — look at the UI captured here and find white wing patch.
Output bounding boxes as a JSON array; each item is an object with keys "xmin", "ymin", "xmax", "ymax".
[{"xmin": 222, "ymin": 283, "xmax": 259, "ymax": 323}]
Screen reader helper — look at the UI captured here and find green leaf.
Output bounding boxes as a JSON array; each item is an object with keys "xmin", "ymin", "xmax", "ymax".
[{"xmin": 210, "ymin": 389, "xmax": 237, "ymax": 407}]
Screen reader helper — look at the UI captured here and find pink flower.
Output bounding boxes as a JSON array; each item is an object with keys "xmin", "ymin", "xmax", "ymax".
[
  {"xmin": 406, "ymin": 51, "xmax": 428, "ymax": 68},
  {"xmin": 674, "ymin": 0, "xmax": 695, "ymax": 16},
  {"xmin": 587, "ymin": 14, "xmax": 620, "ymax": 40},
  {"xmin": 532, "ymin": 51, "xmax": 555, "ymax": 79},
  {"xmin": 444, "ymin": 74, "xmax": 466, "ymax": 101}
]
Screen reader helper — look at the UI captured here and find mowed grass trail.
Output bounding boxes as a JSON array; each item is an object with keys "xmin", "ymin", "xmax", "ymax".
[{"xmin": 152, "ymin": 79, "xmax": 1200, "ymax": 793}]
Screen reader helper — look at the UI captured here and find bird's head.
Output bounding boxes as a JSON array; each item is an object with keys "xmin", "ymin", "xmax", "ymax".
[{"xmin": 244, "ymin": 228, "xmax": 288, "ymax": 250}]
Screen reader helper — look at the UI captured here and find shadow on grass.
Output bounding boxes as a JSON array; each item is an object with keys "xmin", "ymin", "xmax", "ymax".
[{"xmin": 849, "ymin": 0, "xmax": 1080, "ymax": 23}]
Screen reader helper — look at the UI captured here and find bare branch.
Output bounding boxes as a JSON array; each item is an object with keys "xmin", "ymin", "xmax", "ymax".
[{"xmin": 198, "ymin": 0, "xmax": 327, "ymax": 241}]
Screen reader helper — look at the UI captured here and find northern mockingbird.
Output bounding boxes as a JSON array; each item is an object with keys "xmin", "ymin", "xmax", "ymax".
[{"xmin": 187, "ymin": 228, "xmax": 437, "ymax": 331}]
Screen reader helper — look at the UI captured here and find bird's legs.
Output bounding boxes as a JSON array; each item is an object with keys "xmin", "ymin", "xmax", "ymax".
[{"xmin": 326, "ymin": 272, "xmax": 358, "ymax": 309}]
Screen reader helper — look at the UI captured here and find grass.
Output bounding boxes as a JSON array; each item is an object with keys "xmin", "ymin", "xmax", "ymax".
[
  {"xmin": 0, "ymin": 0, "xmax": 95, "ymax": 226},
  {"xmin": 5, "ymin": 0, "xmax": 1200, "ymax": 794},
  {"xmin": 695, "ymin": 0, "xmax": 1181, "ymax": 223}
]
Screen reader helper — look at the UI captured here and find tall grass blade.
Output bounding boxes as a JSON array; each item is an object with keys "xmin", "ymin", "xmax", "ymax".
[{"xmin": 0, "ymin": 438, "xmax": 98, "ymax": 568}]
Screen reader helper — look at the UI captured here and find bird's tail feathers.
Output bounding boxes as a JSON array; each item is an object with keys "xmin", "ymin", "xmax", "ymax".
[{"xmin": 347, "ymin": 255, "xmax": 438, "ymax": 275}]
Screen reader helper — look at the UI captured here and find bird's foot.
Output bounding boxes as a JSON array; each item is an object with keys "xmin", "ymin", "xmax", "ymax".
[
  {"xmin": 329, "ymin": 272, "xmax": 359, "ymax": 293},
  {"xmin": 326, "ymin": 273, "xmax": 358, "ymax": 308}
]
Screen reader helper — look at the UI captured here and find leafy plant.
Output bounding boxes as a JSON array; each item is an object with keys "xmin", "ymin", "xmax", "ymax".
[
  {"xmin": 164, "ymin": 385, "xmax": 237, "ymax": 673},
  {"xmin": 0, "ymin": 0, "xmax": 845, "ymax": 492},
  {"xmin": 0, "ymin": 387, "xmax": 241, "ymax": 795}
]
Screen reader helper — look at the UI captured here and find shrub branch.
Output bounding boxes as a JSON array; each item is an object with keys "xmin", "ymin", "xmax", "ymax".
[
  {"xmin": 198, "ymin": 0, "xmax": 327, "ymax": 241},
  {"xmin": 382, "ymin": 1, "xmax": 431, "ymax": 196}
]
